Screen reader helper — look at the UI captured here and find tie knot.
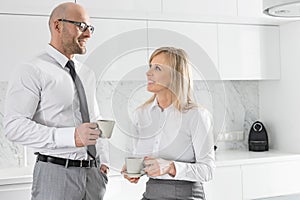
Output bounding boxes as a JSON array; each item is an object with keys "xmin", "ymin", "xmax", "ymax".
[
  {"xmin": 66, "ymin": 60, "xmax": 75, "ymax": 70},
  {"xmin": 65, "ymin": 60, "xmax": 76, "ymax": 80}
]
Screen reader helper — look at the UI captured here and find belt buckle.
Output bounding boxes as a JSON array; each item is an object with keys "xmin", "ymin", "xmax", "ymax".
[
  {"xmin": 80, "ymin": 160, "xmax": 83, "ymax": 168},
  {"xmin": 86, "ymin": 160, "xmax": 91, "ymax": 168}
]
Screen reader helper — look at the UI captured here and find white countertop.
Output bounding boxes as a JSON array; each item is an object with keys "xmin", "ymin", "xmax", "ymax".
[
  {"xmin": 215, "ymin": 149, "xmax": 300, "ymax": 166},
  {"xmin": 1, "ymin": 150, "xmax": 300, "ymax": 186}
]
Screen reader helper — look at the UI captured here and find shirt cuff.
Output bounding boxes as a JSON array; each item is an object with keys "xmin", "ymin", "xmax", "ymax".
[
  {"xmin": 173, "ymin": 161, "xmax": 187, "ymax": 180},
  {"xmin": 54, "ymin": 127, "xmax": 76, "ymax": 148}
]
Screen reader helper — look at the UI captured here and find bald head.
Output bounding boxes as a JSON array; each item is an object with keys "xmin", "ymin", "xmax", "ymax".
[
  {"xmin": 49, "ymin": 2, "xmax": 89, "ymax": 33},
  {"xmin": 48, "ymin": 2, "xmax": 92, "ymax": 59}
]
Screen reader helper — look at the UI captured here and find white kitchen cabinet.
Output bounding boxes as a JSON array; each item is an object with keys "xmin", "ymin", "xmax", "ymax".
[
  {"xmin": 242, "ymin": 161, "xmax": 300, "ymax": 199},
  {"xmin": 0, "ymin": 167, "xmax": 32, "ymax": 200},
  {"xmin": 162, "ymin": 0, "xmax": 237, "ymax": 17},
  {"xmin": 0, "ymin": 16, "xmax": 147, "ymax": 82},
  {"xmin": 0, "ymin": 0, "xmax": 68, "ymax": 15},
  {"xmin": 75, "ymin": 18, "xmax": 148, "ymax": 81},
  {"xmin": 204, "ymin": 150, "xmax": 300, "ymax": 200},
  {"xmin": 147, "ymin": 21, "xmax": 220, "ymax": 80},
  {"xmin": 218, "ymin": 24, "xmax": 280, "ymax": 80},
  {"xmin": 237, "ymin": 0, "xmax": 267, "ymax": 18},
  {"xmin": 77, "ymin": 0, "xmax": 161, "ymax": 18},
  {"xmin": 0, "ymin": 183, "xmax": 31, "ymax": 200},
  {"xmin": 0, "ymin": 15, "xmax": 50, "ymax": 81},
  {"xmin": 160, "ymin": 0, "xmax": 291, "ymax": 26},
  {"xmin": 204, "ymin": 166, "xmax": 243, "ymax": 200},
  {"xmin": 0, "ymin": 14, "xmax": 282, "ymax": 81}
]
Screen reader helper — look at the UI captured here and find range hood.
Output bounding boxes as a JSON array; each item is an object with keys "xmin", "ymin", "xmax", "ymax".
[{"xmin": 263, "ymin": 0, "xmax": 300, "ymax": 17}]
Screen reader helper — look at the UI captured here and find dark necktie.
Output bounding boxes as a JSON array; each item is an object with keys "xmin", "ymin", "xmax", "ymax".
[{"xmin": 65, "ymin": 60, "xmax": 97, "ymax": 160}]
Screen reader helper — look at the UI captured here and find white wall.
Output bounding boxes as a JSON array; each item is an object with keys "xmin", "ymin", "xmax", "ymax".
[{"xmin": 260, "ymin": 20, "xmax": 300, "ymax": 153}]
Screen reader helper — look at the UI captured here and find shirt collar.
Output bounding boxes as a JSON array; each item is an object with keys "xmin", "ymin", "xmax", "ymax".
[
  {"xmin": 149, "ymin": 98, "xmax": 174, "ymax": 112},
  {"xmin": 46, "ymin": 44, "xmax": 79, "ymax": 69},
  {"xmin": 149, "ymin": 99, "xmax": 159, "ymax": 110}
]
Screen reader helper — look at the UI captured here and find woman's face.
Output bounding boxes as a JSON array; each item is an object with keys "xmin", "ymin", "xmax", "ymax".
[{"xmin": 146, "ymin": 53, "xmax": 171, "ymax": 94}]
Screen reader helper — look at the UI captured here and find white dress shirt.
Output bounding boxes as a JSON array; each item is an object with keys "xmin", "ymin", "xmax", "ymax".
[
  {"xmin": 133, "ymin": 100, "xmax": 215, "ymax": 182},
  {"xmin": 3, "ymin": 44, "xmax": 109, "ymax": 165}
]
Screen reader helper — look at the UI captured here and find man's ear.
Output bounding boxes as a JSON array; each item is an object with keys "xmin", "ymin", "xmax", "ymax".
[{"xmin": 54, "ymin": 20, "xmax": 61, "ymax": 33}]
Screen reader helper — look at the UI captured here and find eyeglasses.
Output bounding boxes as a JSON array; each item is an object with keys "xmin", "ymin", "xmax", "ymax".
[{"xmin": 58, "ymin": 19, "xmax": 94, "ymax": 34}]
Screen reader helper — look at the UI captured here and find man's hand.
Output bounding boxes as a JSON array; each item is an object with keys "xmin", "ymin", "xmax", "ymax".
[
  {"xmin": 100, "ymin": 164, "xmax": 109, "ymax": 174},
  {"xmin": 75, "ymin": 123, "xmax": 100, "ymax": 147}
]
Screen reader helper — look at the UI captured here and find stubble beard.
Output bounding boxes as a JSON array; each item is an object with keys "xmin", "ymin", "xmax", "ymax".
[
  {"xmin": 62, "ymin": 34, "xmax": 87, "ymax": 56},
  {"xmin": 68, "ymin": 39, "xmax": 86, "ymax": 55}
]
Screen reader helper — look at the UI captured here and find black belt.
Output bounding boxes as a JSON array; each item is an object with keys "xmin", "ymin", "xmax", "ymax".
[{"xmin": 36, "ymin": 153, "xmax": 97, "ymax": 168}]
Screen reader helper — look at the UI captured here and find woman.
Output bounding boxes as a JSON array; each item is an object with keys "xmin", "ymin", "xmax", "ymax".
[{"xmin": 123, "ymin": 47, "xmax": 215, "ymax": 200}]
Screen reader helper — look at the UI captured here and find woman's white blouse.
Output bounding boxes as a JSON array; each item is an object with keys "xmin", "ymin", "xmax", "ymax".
[{"xmin": 132, "ymin": 100, "xmax": 215, "ymax": 182}]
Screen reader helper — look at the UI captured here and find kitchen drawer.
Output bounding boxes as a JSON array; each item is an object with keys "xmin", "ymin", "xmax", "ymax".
[{"xmin": 242, "ymin": 161, "xmax": 300, "ymax": 199}]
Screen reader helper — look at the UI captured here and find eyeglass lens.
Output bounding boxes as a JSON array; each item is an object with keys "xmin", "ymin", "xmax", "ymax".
[{"xmin": 79, "ymin": 23, "xmax": 94, "ymax": 33}]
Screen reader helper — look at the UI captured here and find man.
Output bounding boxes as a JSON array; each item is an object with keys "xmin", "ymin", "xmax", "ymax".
[{"xmin": 3, "ymin": 2, "xmax": 109, "ymax": 199}]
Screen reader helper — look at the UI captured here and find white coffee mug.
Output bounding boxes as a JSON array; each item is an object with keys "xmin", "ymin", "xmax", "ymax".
[
  {"xmin": 96, "ymin": 120, "xmax": 115, "ymax": 139},
  {"xmin": 125, "ymin": 157, "xmax": 144, "ymax": 174}
]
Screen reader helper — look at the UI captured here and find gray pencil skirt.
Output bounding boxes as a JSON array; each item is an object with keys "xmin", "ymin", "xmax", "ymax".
[{"xmin": 141, "ymin": 178, "xmax": 205, "ymax": 200}]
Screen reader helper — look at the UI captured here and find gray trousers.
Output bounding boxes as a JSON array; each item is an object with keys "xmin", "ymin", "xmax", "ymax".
[
  {"xmin": 31, "ymin": 160, "xmax": 107, "ymax": 200},
  {"xmin": 141, "ymin": 178, "xmax": 205, "ymax": 200}
]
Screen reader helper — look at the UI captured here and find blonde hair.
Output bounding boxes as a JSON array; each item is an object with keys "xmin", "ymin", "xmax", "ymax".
[{"xmin": 143, "ymin": 47, "xmax": 197, "ymax": 112}]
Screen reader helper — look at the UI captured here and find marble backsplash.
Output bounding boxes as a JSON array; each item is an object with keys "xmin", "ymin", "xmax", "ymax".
[
  {"xmin": 0, "ymin": 82, "xmax": 24, "ymax": 169},
  {"xmin": 0, "ymin": 80, "xmax": 259, "ymax": 169}
]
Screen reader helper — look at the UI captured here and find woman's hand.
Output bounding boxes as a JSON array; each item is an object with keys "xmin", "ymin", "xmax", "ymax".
[
  {"xmin": 121, "ymin": 164, "xmax": 140, "ymax": 184},
  {"xmin": 143, "ymin": 157, "xmax": 176, "ymax": 177}
]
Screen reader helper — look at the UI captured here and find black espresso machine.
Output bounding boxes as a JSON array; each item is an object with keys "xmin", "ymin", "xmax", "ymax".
[{"xmin": 248, "ymin": 121, "xmax": 269, "ymax": 152}]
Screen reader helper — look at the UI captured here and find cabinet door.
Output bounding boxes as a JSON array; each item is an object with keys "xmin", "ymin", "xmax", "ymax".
[
  {"xmin": 77, "ymin": 0, "xmax": 161, "ymax": 18},
  {"xmin": 0, "ymin": 183, "xmax": 31, "ymax": 200},
  {"xmin": 218, "ymin": 24, "xmax": 280, "ymax": 80},
  {"xmin": 81, "ymin": 18, "xmax": 148, "ymax": 81},
  {"xmin": 148, "ymin": 21, "xmax": 219, "ymax": 80},
  {"xmin": 204, "ymin": 166, "xmax": 243, "ymax": 200},
  {"xmin": 0, "ymin": 0, "xmax": 68, "ymax": 15},
  {"xmin": 242, "ymin": 161, "xmax": 300, "ymax": 199},
  {"xmin": 162, "ymin": 0, "xmax": 237, "ymax": 17},
  {"xmin": 0, "ymin": 15, "xmax": 50, "ymax": 81},
  {"xmin": 237, "ymin": 0, "xmax": 267, "ymax": 18}
]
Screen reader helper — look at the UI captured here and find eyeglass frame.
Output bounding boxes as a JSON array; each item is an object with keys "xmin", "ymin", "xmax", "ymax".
[{"xmin": 57, "ymin": 19, "xmax": 94, "ymax": 34}]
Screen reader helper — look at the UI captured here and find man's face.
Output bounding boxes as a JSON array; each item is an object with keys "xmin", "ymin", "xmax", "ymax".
[{"xmin": 60, "ymin": 17, "xmax": 92, "ymax": 56}]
